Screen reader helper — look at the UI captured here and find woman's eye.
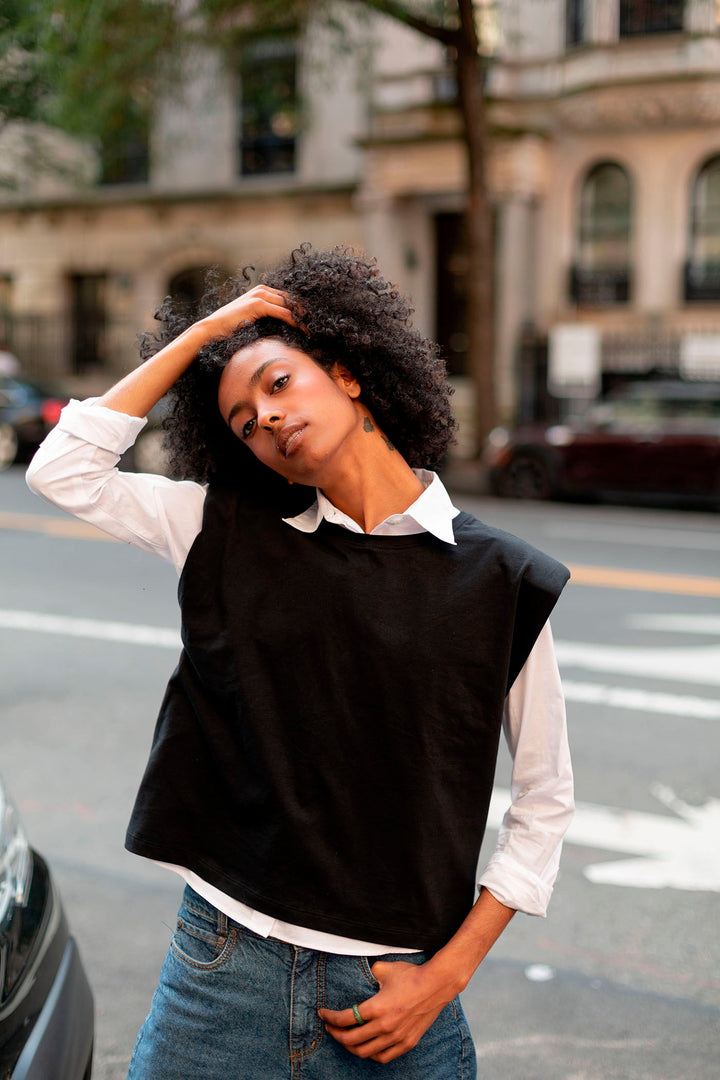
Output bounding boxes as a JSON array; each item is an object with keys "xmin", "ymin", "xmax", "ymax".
[
  {"xmin": 241, "ymin": 418, "xmax": 255, "ymax": 439},
  {"xmin": 272, "ymin": 374, "xmax": 289, "ymax": 392}
]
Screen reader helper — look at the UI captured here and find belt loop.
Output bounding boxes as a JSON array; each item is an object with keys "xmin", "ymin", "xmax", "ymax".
[{"xmin": 217, "ymin": 907, "xmax": 228, "ymax": 938}]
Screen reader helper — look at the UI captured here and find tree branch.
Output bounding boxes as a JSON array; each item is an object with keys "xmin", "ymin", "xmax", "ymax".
[
  {"xmin": 456, "ymin": 0, "xmax": 480, "ymax": 53},
  {"xmin": 344, "ymin": 0, "xmax": 459, "ymax": 48}
]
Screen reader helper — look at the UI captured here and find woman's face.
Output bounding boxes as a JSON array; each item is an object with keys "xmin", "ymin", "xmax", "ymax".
[{"xmin": 217, "ymin": 338, "xmax": 363, "ymax": 484}]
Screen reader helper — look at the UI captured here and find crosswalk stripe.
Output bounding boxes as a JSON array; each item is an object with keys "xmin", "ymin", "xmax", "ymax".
[{"xmin": 562, "ymin": 679, "xmax": 720, "ymax": 720}]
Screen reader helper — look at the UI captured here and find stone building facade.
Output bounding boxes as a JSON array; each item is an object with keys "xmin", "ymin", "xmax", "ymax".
[{"xmin": 1, "ymin": 1, "xmax": 720, "ymax": 446}]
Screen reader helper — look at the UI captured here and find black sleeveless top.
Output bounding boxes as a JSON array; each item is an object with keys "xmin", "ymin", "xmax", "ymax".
[{"xmin": 126, "ymin": 485, "xmax": 569, "ymax": 952}]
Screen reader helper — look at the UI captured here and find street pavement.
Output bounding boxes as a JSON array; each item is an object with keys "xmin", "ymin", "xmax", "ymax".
[{"xmin": 1, "ymin": 464, "xmax": 719, "ymax": 1079}]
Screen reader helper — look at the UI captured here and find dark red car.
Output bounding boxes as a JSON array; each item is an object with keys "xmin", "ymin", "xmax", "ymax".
[
  {"xmin": 0, "ymin": 376, "xmax": 67, "ymax": 472},
  {"xmin": 484, "ymin": 380, "xmax": 720, "ymax": 505}
]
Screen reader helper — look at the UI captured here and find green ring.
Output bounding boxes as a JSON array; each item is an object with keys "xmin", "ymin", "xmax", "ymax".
[{"xmin": 352, "ymin": 1003, "xmax": 366, "ymax": 1026}]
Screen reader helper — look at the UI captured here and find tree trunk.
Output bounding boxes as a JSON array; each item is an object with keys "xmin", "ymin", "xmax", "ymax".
[{"xmin": 454, "ymin": 0, "xmax": 496, "ymax": 452}]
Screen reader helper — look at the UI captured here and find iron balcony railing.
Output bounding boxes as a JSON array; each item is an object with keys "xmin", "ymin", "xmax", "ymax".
[
  {"xmin": 619, "ymin": 0, "xmax": 685, "ymax": 37},
  {"xmin": 569, "ymin": 265, "xmax": 631, "ymax": 306},
  {"xmin": 684, "ymin": 261, "xmax": 720, "ymax": 303}
]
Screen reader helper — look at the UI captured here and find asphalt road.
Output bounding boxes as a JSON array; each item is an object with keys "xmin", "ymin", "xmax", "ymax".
[{"xmin": 1, "ymin": 464, "xmax": 719, "ymax": 1079}]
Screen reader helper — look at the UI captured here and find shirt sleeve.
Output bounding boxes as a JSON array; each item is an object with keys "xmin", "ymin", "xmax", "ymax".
[
  {"xmin": 477, "ymin": 620, "xmax": 573, "ymax": 916},
  {"xmin": 25, "ymin": 398, "xmax": 206, "ymax": 575}
]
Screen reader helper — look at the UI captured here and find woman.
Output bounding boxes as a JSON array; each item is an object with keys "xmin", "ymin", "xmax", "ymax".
[{"xmin": 27, "ymin": 245, "xmax": 573, "ymax": 1079}]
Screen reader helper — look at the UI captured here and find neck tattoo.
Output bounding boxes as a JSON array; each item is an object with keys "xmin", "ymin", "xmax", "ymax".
[{"xmin": 363, "ymin": 415, "xmax": 395, "ymax": 451}]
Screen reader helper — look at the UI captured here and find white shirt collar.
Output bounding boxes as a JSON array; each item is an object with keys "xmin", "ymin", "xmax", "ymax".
[{"xmin": 283, "ymin": 469, "xmax": 459, "ymax": 546}]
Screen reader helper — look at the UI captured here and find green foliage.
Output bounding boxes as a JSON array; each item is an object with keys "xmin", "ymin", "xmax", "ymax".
[
  {"xmin": 0, "ymin": 0, "xmax": 182, "ymax": 137},
  {"xmin": 0, "ymin": 0, "xmax": 48, "ymax": 126},
  {"xmin": 0, "ymin": 0, "xmax": 467, "ymax": 144}
]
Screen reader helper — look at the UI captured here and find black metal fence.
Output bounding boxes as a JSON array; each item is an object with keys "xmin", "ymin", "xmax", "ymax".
[{"xmin": 1, "ymin": 311, "xmax": 136, "ymax": 385}]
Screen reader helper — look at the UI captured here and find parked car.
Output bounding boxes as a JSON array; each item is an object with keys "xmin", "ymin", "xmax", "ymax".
[
  {"xmin": 0, "ymin": 377, "xmax": 67, "ymax": 471},
  {"xmin": 484, "ymin": 380, "xmax": 720, "ymax": 505},
  {"xmin": 0, "ymin": 776, "xmax": 93, "ymax": 1079},
  {"xmin": 120, "ymin": 397, "xmax": 174, "ymax": 476}
]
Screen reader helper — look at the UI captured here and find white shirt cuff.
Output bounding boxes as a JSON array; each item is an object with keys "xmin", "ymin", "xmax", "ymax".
[
  {"xmin": 477, "ymin": 851, "xmax": 558, "ymax": 917},
  {"xmin": 58, "ymin": 398, "xmax": 147, "ymax": 455}
]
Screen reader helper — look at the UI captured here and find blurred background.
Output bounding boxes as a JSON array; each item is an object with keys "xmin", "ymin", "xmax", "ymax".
[
  {"xmin": 1, "ymin": 3, "xmax": 719, "ymax": 1078},
  {"xmin": 2, "ymin": 0, "xmax": 720, "ymax": 463}
]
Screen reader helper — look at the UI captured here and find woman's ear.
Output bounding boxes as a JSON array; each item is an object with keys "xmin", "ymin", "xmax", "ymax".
[{"xmin": 330, "ymin": 363, "xmax": 362, "ymax": 399}]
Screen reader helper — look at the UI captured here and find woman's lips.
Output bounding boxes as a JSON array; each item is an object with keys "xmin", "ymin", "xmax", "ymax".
[{"xmin": 277, "ymin": 423, "xmax": 305, "ymax": 457}]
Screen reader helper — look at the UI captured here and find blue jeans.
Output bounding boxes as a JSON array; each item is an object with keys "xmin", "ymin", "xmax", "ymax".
[{"xmin": 127, "ymin": 886, "xmax": 477, "ymax": 1079}]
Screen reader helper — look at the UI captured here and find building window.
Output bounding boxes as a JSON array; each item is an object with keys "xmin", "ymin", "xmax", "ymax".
[
  {"xmin": 571, "ymin": 163, "xmax": 632, "ymax": 306},
  {"xmin": 99, "ymin": 102, "xmax": 150, "ymax": 185},
  {"xmin": 239, "ymin": 39, "xmax": 298, "ymax": 177},
  {"xmin": 566, "ymin": 0, "xmax": 587, "ymax": 47},
  {"xmin": 167, "ymin": 266, "xmax": 232, "ymax": 319},
  {"xmin": 685, "ymin": 155, "xmax": 720, "ymax": 302},
  {"xmin": 619, "ymin": 1, "xmax": 684, "ymax": 37},
  {"xmin": 69, "ymin": 274, "xmax": 107, "ymax": 373}
]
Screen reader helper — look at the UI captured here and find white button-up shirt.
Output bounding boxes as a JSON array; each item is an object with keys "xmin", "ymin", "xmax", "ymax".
[{"xmin": 27, "ymin": 399, "xmax": 574, "ymax": 954}]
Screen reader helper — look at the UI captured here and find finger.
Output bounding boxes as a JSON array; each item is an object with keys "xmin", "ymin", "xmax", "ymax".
[
  {"xmin": 255, "ymin": 301, "xmax": 297, "ymax": 325},
  {"xmin": 256, "ymin": 286, "xmax": 305, "ymax": 325},
  {"xmin": 323, "ymin": 1019, "xmax": 380, "ymax": 1047},
  {"xmin": 251, "ymin": 285, "xmax": 294, "ymax": 309},
  {"xmin": 324, "ymin": 1023, "xmax": 396, "ymax": 1058},
  {"xmin": 317, "ymin": 1006, "xmax": 366, "ymax": 1029},
  {"xmin": 372, "ymin": 1043, "xmax": 410, "ymax": 1064},
  {"xmin": 269, "ymin": 304, "xmax": 299, "ymax": 325},
  {"xmin": 347, "ymin": 1035, "xmax": 398, "ymax": 1061}
]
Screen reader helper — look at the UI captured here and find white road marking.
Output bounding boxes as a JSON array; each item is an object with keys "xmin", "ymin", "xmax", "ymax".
[
  {"xmin": 0, "ymin": 609, "xmax": 181, "ymax": 649},
  {"xmin": 562, "ymin": 679, "xmax": 720, "ymax": 720},
  {"xmin": 524, "ymin": 964, "xmax": 555, "ymax": 982},
  {"xmin": 542, "ymin": 522, "xmax": 720, "ymax": 550},
  {"xmin": 489, "ymin": 784, "xmax": 720, "ymax": 892},
  {"xmin": 3, "ymin": 610, "xmax": 720, "ymax": 720},
  {"xmin": 555, "ymin": 639, "xmax": 720, "ymax": 686},
  {"xmin": 628, "ymin": 614, "xmax": 720, "ymax": 635},
  {"xmin": 3, "ymin": 608, "xmax": 719, "ymax": 891}
]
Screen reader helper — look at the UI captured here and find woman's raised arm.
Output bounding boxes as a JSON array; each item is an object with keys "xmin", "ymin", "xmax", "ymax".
[{"xmin": 98, "ymin": 285, "xmax": 295, "ymax": 418}]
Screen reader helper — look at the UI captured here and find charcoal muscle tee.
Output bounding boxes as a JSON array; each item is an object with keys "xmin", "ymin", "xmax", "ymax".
[{"xmin": 126, "ymin": 484, "xmax": 570, "ymax": 953}]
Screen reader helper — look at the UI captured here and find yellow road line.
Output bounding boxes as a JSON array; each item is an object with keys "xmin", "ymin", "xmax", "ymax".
[
  {"xmin": 568, "ymin": 564, "xmax": 720, "ymax": 597},
  {"xmin": 0, "ymin": 511, "xmax": 116, "ymax": 543},
  {"xmin": 1, "ymin": 513, "xmax": 718, "ymax": 595}
]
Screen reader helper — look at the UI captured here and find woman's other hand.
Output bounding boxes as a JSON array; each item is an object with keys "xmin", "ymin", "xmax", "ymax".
[{"xmin": 318, "ymin": 958, "xmax": 460, "ymax": 1064}]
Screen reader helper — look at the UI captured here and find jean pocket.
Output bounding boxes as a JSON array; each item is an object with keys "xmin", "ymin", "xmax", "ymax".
[
  {"xmin": 358, "ymin": 950, "xmax": 427, "ymax": 991},
  {"xmin": 170, "ymin": 903, "xmax": 238, "ymax": 971},
  {"xmin": 357, "ymin": 956, "xmax": 380, "ymax": 990}
]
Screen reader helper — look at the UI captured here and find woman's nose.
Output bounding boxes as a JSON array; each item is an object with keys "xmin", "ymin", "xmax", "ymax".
[{"xmin": 259, "ymin": 405, "xmax": 284, "ymax": 431}]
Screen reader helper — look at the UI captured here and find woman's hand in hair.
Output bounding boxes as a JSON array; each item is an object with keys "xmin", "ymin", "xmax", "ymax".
[
  {"xmin": 196, "ymin": 285, "xmax": 298, "ymax": 341},
  {"xmin": 97, "ymin": 286, "xmax": 298, "ymax": 419}
]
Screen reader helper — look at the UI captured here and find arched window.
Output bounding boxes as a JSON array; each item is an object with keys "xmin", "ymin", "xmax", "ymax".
[
  {"xmin": 167, "ymin": 266, "xmax": 231, "ymax": 318},
  {"xmin": 571, "ymin": 162, "xmax": 632, "ymax": 306},
  {"xmin": 686, "ymin": 155, "xmax": 720, "ymax": 301}
]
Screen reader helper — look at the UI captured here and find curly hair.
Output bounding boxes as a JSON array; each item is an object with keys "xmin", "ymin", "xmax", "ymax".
[{"xmin": 139, "ymin": 244, "xmax": 456, "ymax": 486}]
